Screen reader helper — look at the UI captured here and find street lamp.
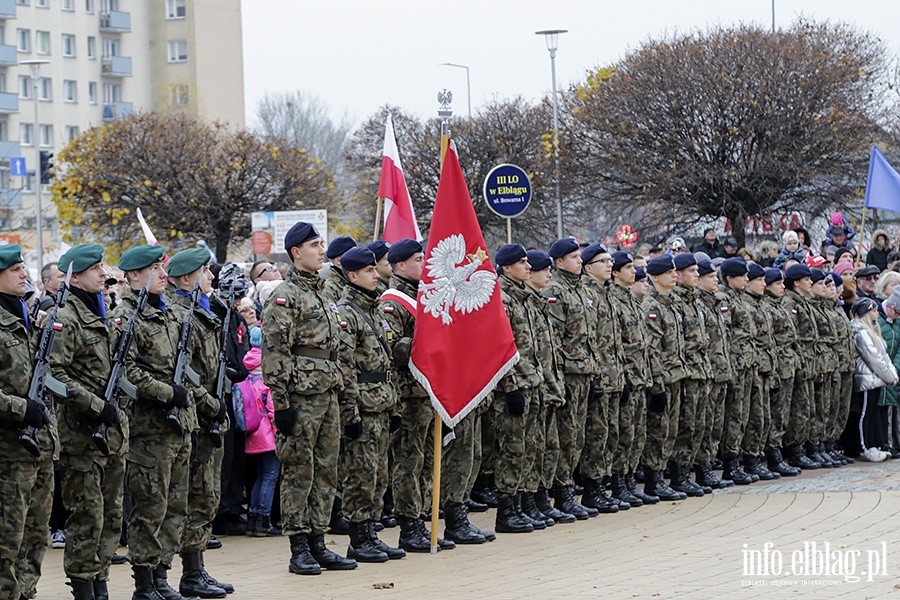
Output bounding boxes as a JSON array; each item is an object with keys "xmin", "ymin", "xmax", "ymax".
[
  {"xmin": 20, "ymin": 59, "xmax": 49, "ymax": 272},
  {"xmin": 536, "ymin": 29, "xmax": 567, "ymax": 239},
  {"xmin": 439, "ymin": 62, "xmax": 471, "ymax": 118}
]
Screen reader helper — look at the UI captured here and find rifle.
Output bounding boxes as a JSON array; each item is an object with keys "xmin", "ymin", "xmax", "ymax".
[
  {"xmin": 166, "ymin": 282, "xmax": 202, "ymax": 434},
  {"xmin": 207, "ymin": 276, "xmax": 237, "ymax": 448},
  {"xmin": 20, "ymin": 264, "xmax": 72, "ymax": 458},
  {"xmin": 92, "ymin": 275, "xmax": 150, "ymax": 454}
]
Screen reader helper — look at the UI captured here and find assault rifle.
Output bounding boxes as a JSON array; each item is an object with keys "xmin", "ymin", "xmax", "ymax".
[{"xmin": 166, "ymin": 282, "xmax": 201, "ymax": 434}]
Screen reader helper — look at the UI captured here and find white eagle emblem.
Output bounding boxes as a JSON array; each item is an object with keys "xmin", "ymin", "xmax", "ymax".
[{"xmin": 419, "ymin": 234, "xmax": 496, "ymax": 325}]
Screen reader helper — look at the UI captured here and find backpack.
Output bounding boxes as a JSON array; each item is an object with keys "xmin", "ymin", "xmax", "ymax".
[{"xmin": 232, "ymin": 375, "xmax": 267, "ymax": 432}]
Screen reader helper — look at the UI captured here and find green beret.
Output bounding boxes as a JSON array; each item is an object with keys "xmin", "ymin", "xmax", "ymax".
[
  {"xmin": 118, "ymin": 245, "xmax": 166, "ymax": 272},
  {"xmin": 166, "ymin": 248, "xmax": 210, "ymax": 278},
  {"xmin": 58, "ymin": 243, "xmax": 104, "ymax": 274},
  {"xmin": 0, "ymin": 244, "xmax": 24, "ymax": 270}
]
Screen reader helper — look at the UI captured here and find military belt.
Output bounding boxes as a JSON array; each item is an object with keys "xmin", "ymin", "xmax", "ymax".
[
  {"xmin": 357, "ymin": 372, "xmax": 389, "ymax": 383},
  {"xmin": 296, "ymin": 348, "xmax": 338, "ymax": 361}
]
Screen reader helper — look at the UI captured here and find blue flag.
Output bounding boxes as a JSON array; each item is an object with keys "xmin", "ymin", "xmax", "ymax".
[{"xmin": 865, "ymin": 145, "xmax": 900, "ymax": 213}]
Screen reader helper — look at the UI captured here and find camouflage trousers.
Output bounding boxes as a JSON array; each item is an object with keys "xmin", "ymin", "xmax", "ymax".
[
  {"xmin": 391, "ymin": 396, "xmax": 434, "ymax": 519},
  {"xmin": 180, "ymin": 431, "xmax": 224, "ymax": 554},
  {"xmin": 0, "ymin": 453, "xmax": 53, "ymax": 600},
  {"xmin": 766, "ymin": 376, "xmax": 794, "ymax": 451},
  {"xmin": 722, "ymin": 370, "xmax": 752, "ymax": 458},
  {"xmin": 815, "ymin": 370, "xmax": 841, "ymax": 442},
  {"xmin": 125, "ymin": 432, "xmax": 191, "ymax": 569},
  {"xmin": 642, "ymin": 382, "xmax": 682, "ymax": 471},
  {"xmin": 809, "ymin": 374, "xmax": 828, "ymax": 445},
  {"xmin": 629, "ymin": 388, "xmax": 649, "ymax": 472},
  {"xmin": 785, "ymin": 371, "xmax": 812, "ymax": 447},
  {"xmin": 613, "ymin": 388, "xmax": 637, "ymax": 475},
  {"xmin": 828, "ymin": 371, "xmax": 854, "ymax": 442},
  {"xmin": 341, "ymin": 411, "xmax": 389, "ymax": 523},
  {"xmin": 581, "ymin": 389, "xmax": 616, "ymax": 480},
  {"xmin": 275, "ymin": 391, "xmax": 340, "ymax": 537},
  {"xmin": 672, "ymin": 379, "xmax": 705, "ymax": 466},
  {"xmin": 441, "ymin": 408, "xmax": 481, "ymax": 506},
  {"xmin": 696, "ymin": 381, "xmax": 727, "ymax": 465},
  {"xmin": 480, "ymin": 407, "xmax": 496, "ymax": 479},
  {"xmin": 60, "ymin": 450, "xmax": 125, "ymax": 581},
  {"xmin": 741, "ymin": 370, "xmax": 770, "ymax": 457},
  {"xmin": 522, "ymin": 394, "xmax": 549, "ymax": 492},
  {"xmin": 554, "ymin": 374, "xmax": 591, "ymax": 487},
  {"xmin": 492, "ymin": 389, "xmax": 535, "ymax": 497}
]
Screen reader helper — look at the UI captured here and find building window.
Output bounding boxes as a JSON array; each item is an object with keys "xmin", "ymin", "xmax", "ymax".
[
  {"xmin": 166, "ymin": 0, "xmax": 186, "ymax": 19},
  {"xmin": 16, "ymin": 0, "xmax": 28, "ymax": 5},
  {"xmin": 20, "ymin": 123, "xmax": 32, "ymax": 146},
  {"xmin": 36, "ymin": 0, "xmax": 48, "ymax": 7},
  {"xmin": 16, "ymin": 29, "xmax": 30, "ymax": 53},
  {"xmin": 168, "ymin": 83, "xmax": 189, "ymax": 106},
  {"xmin": 39, "ymin": 125, "xmax": 52, "ymax": 147},
  {"xmin": 103, "ymin": 82, "xmax": 121, "ymax": 103},
  {"xmin": 167, "ymin": 40, "xmax": 187, "ymax": 63},
  {"xmin": 62, "ymin": 0, "xmax": 74, "ymax": 9},
  {"xmin": 87, "ymin": 36, "xmax": 96, "ymax": 59},
  {"xmin": 101, "ymin": 0, "xmax": 116, "ymax": 11},
  {"xmin": 38, "ymin": 77, "xmax": 51, "ymax": 101},
  {"xmin": 65, "ymin": 125, "xmax": 79, "ymax": 141},
  {"xmin": 0, "ymin": 74, "xmax": 6, "ymax": 94},
  {"xmin": 63, "ymin": 80, "xmax": 77, "ymax": 102},
  {"xmin": 102, "ymin": 37, "xmax": 119, "ymax": 58},
  {"xmin": 88, "ymin": 81, "xmax": 97, "ymax": 103},
  {"xmin": 36, "ymin": 31, "xmax": 50, "ymax": 55},
  {"xmin": 0, "ymin": 122, "xmax": 7, "ymax": 142},
  {"xmin": 85, "ymin": 0, "xmax": 94, "ymax": 12},
  {"xmin": 62, "ymin": 34, "xmax": 76, "ymax": 57},
  {"xmin": 18, "ymin": 76, "xmax": 30, "ymax": 99}
]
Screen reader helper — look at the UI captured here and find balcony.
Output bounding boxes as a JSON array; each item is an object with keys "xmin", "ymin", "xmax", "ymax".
[
  {"xmin": 0, "ymin": 140, "xmax": 21, "ymax": 158},
  {"xmin": 102, "ymin": 55, "xmax": 132, "ymax": 77},
  {"xmin": 0, "ymin": 0, "xmax": 15, "ymax": 20},
  {"xmin": 0, "ymin": 44, "xmax": 16, "ymax": 67},
  {"xmin": 100, "ymin": 11, "xmax": 131, "ymax": 33},
  {"xmin": 0, "ymin": 92, "xmax": 17, "ymax": 114},
  {"xmin": 103, "ymin": 101, "xmax": 133, "ymax": 121}
]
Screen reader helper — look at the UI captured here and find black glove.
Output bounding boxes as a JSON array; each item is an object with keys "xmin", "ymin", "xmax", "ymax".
[
  {"xmin": 505, "ymin": 390, "xmax": 526, "ymax": 416},
  {"xmin": 22, "ymin": 398, "xmax": 46, "ymax": 428},
  {"xmin": 344, "ymin": 421, "xmax": 363, "ymax": 440},
  {"xmin": 213, "ymin": 400, "xmax": 227, "ymax": 424},
  {"xmin": 620, "ymin": 385, "xmax": 631, "ymax": 405},
  {"xmin": 226, "ymin": 365, "xmax": 249, "ymax": 385},
  {"xmin": 97, "ymin": 402, "xmax": 119, "ymax": 426},
  {"xmin": 171, "ymin": 384, "xmax": 190, "ymax": 408},
  {"xmin": 274, "ymin": 407, "xmax": 297, "ymax": 433},
  {"xmin": 389, "ymin": 415, "xmax": 402, "ymax": 433},
  {"xmin": 649, "ymin": 392, "xmax": 667, "ymax": 413}
]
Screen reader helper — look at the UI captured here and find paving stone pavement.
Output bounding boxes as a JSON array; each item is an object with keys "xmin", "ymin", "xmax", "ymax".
[{"xmin": 36, "ymin": 461, "xmax": 900, "ymax": 599}]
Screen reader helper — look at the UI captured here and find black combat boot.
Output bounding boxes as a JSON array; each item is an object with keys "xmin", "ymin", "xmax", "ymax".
[
  {"xmin": 722, "ymin": 457, "xmax": 753, "ymax": 485},
  {"xmin": 553, "ymin": 485, "xmax": 590, "ymax": 520},
  {"xmin": 521, "ymin": 491, "xmax": 555, "ymax": 527},
  {"xmin": 744, "ymin": 455, "xmax": 780, "ymax": 480},
  {"xmin": 824, "ymin": 441, "xmax": 848, "ymax": 465},
  {"xmin": 366, "ymin": 521, "xmax": 406, "ymax": 560},
  {"xmin": 644, "ymin": 469, "xmax": 686, "ymax": 501},
  {"xmin": 68, "ymin": 578, "xmax": 95, "ymax": 600},
  {"xmin": 442, "ymin": 502, "xmax": 485, "ymax": 544},
  {"xmin": 328, "ymin": 498, "xmax": 350, "ymax": 535},
  {"xmin": 347, "ymin": 521, "xmax": 389, "ymax": 563},
  {"xmin": 288, "ymin": 534, "xmax": 322, "ymax": 575},
  {"xmin": 93, "ymin": 580, "xmax": 109, "ymax": 600},
  {"xmin": 466, "ymin": 498, "xmax": 489, "ymax": 513},
  {"xmin": 397, "ymin": 516, "xmax": 431, "ymax": 553},
  {"xmin": 766, "ymin": 449, "xmax": 800, "ymax": 476},
  {"xmin": 470, "ymin": 473, "xmax": 499, "ymax": 507},
  {"xmin": 306, "ymin": 533, "xmax": 357, "ymax": 570},
  {"xmin": 535, "ymin": 488, "xmax": 576, "ymax": 523},
  {"xmin": 196, "ymin": 554, "xmax": 233, "ymax": 594},
  {"xmin": 602, "ymin": 476, "xmax": 631, "ymax": 510},
  {"xmin": 695, "ymin": 463, "xmax": 733, "ymax": 489},
  {"xmin": 579, "ymin": 478, "xmax": 618, "ymax": 514},
  {"xmin": 611, "ymin": 474, "xmax": 643, "ymax": 507},
  {"xmin": 670, "ymin": 464, "xmax": 705, "ymax": 497},
  {"xmin": 806, "ymin": 441, "xmax": 832, "ymax": 468},
  {"xmin": 626, "ymin": 471, "xmax": 659, "ymax": 504},
  {"xmin": 515, "ymin": 492, "xmax": 547, "ymax": 529},
  {"xmin": 179, "ymin": 552, "xmax": 225, "ymax": 599},
  {"xmin": 153, "ymin": 565, "xmax": 199, "ymax": 600},
  {"xmin": 818, "ymin": 442, "xmax": 841, "ymax": 467},
  {"xmin": 424, "ymin": 513, "xmax": 465, "ymax": 546},
  {"xmin": 495, "ymin": 495, "xmax": 534, "ymax": 533},
  {"xmin": 785, "ymin": 443, "xmax": 819, "ymax": 469},
  {"xmin": 132, "ymin": 566, "xmax": 166, "ymax": 600}
]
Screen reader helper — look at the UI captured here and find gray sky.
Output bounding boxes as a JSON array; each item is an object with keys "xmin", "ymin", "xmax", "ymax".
[{"xmin": 241, "ymin": 0, "xmax": 900, "ymax": 128}]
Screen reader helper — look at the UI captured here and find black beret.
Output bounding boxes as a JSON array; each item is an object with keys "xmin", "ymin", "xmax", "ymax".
[
  {"xmin": 646, "ymin": 255, "xmax": 676, "ymax": 276},
  {"xmin": 720, "ymin": 257, "xmax": 749, "ymax": 278},
  {"xmin": 697, "ymin": 259, "xmax": 715, "ymax": 276},
  {"xmin": 810, "ymin": 269, "xmax": 827, "ymax": 284},
  {"xmin": 831, "ymin": 273, "xmax": 844, "ymax": 287},
  {"xmin": 495, "ymin": 244, "xmax": 527, "ymax": 267},
  {"xmin": 747, "ymin": 263, "xmax": 766, "ymax": 281},
  {"xmin": 634, "ymin": 266, "xmax": 647, "ymax": 282},
  {"xmin": 166, "ymin": 248, "xmax": 210, "ymax": 278},
  {"xmin": 0, "ymin": 244, "xmax": 24, "ymax": 270},
  {"xmin": 764, "ymin": 268, "xmax": 784, "ymax": 285},
  {"xmin": 611, "ymin": 251, "xmax": 633, "ymax": 272},
  {"xmin": 387, "ymin": 238, "xmax": 423, "ymax": 263},
  {"xmin": 548, "ymin": 238, "xmax": 580, "ymax": 259},
  {"xmin": 673, "ymin": 253, "xmax": 697, "ymax": 271},
  {"xmin": 580, "ymin": 242, "xmax": 609, "ymax": 266},
  {"xmin": 58, "ymin": 243, "xmax": 104, "ymax": 274},
  {"xmin": 526, "ymin": 250, "xmax": 552, "ymax": 272},
  {"xmin": 340, "ymin": 247, "xmax": 376, "ymax": 272},
  {"xmin": 118, "ymin": 245, "xmax": 166, "ymax": 272},
  {"xmin": 784, "ymin": 264, "xmax": 812, "ymax": 281},
  {"xmin": 284, "ymin": 222, "xmax": 321, "ymax": 252},
  {"xmin": 366, "ymin": 240, "xmax": 391, "ymax": 261},
  {"xmin": 327, "ymin": 236, "xmax": 357, "ymax": 259}
]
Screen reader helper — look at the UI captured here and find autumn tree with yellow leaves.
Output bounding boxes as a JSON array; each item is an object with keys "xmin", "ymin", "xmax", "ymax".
[{"xmin": 53, "ymin": 111, "xmax": 336, "ymax": 261}]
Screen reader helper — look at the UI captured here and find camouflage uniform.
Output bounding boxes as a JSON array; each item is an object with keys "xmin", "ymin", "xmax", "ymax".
[
  {"xmin": 323, "ymin": 265, "xmax": 350, "ymax": 306},
  {"xmin": 782, "ymin": 289, "xmax": 818, "ymax": 447},
  {"xmin": 743, "ymin": 292, "xmax": 776, "ymax": 458},
  {"xmin": 641, "ymin": 288, "xmax": 686, "ymax": 470},
  {"xmin": 696, "ymin": 287, "xmax": 731, "ymax": 465},
  {"xmin": 829, "ymin": 305, "xmax": 855, "ymax": 443},
  {"xmin": 337, "ymin": 284, "xmax": 398, "ymax": 523},
  {"xmin": 261, "ymin": 266, "xmax": 343, "ymax": 537},
  {"xmin": 50, "ymin": 291, "xmax": 127, "ymax": 583},
  {"xmin": 111, "ymin": 289, "xmax": 193, "ymax": 570},
  {"xmin": 671, "ymin": 284, "xmax": 711, "ymax": 466},
  {"xmin": 717, "ymin": 285, "xmax": 757, "ymax": 459},
  {"xmin": 542, "ymin": 269, "xmax": 599, "ymax": 487},
  {"xmin": 0, "ymin": 303, "xmax": 56, "ymax": 599},
  {"xmin": 762, "ymin": 290, "xmax": 798, "ymax": 452},
  {"xmin": 441, "ymin": 409, "xmax": 482, "ymax": 504}
]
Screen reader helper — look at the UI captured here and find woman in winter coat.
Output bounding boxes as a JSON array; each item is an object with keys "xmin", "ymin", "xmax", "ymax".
[{"xmin": 844, "ymin": 298, "xmax": 897, "ymax": 461}]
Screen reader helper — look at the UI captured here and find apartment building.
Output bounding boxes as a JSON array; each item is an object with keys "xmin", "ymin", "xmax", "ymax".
[{"xmin": 0, "ymin": 0, "xmax": 244, "ymax": 267}]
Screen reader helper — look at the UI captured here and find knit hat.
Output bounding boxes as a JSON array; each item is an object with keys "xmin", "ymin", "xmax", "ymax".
[
  {"xmin": 782, "ymin": 230, "xmax": 799, "ymax": 245},
  {"xmin": 834, "ymin": 247, "xmax": 853, "ymax": 264},
  {"xmin": 249, "ymin": 325, "xmax": 261, "ymax": 348},
  {"xmin": 833, "ymin": 262, "xmax": 855, "ymax": 277}
]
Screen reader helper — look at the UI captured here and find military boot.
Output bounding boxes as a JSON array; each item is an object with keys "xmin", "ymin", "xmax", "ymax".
[
  {"xmin": 744, "ymin": 455, "xmax": 780, "ymax": 480},
  {"xmin": 442, "ymin": 503, "xmax": 485, "ymax": 544},
  {"xmin": 347, "ymin": 521, "xmax": 389, "ymax": 563},
  {"xmin": 92, "ymin": 580, "xmax": 109, "ymax": 600},
  {"xmin": 819, "ymin": 442, "xmax": 841, "ymax": 467},
  {"xmin": 515, "ymin": 492, "xmax": 547, "ymax": 529},
  {"xmin": 644, "ymin": 468, "xmax": 686, "ymax": 501},
  {"xmin": 766, "ymin": 449, "xmax": 800, "ymax": 476},
  {"xmin": 535, "ymin": 488, "xmax": 576, "ymax": 523},
  {"xmin": 197, "ymin": 554, "xmax": 233, "ymax": 594},
  {"xmin": 722, "ymin": 457, "xmax": 753, "ymax": 485},
  {"xmin": 132, "ymin": 566, "xmax": 166, "ymax": 600},
  {"xmin": 626, "ymin": 471, "xmax": 660, "ymax": 504},
  {"xmin": 424, "ymin": 513, "xmax": 466, "ymax": 546},
  {"xmin": 669, "ymin": 464, "xmax": 705, "ymax": 497},
  {"xmin": 806, "ymin": 441, "xmax": 832, "ymax": 468},
  {"xmin": 68, "ymin": 579, "xmax": 95, "ymax": 600},
  {"xmin": 470, "ymin": 473, "xmax": 499, "ymax": 507},
  {"xmin": 785, "ymin": 443, "xmax": 819, "ymax": 470},
  {"xmin": 308, "ymin": 533, "xmax": 357, "ymax": 570},
  {"xmin": 553, "ymin": 484, "xmax": 590, "ymax": 520},
  {"xmin": 288, "ymin": 534, "xmax": 322, "ymax": 575},
  {"xmin": 695, "ymin": 463, "xmax": 733, "ymax": 489},
  {"xmin": 365, "ymin": 521, "xmax": 406, "ymax": 560},
  {"xmin": 495, "ymin": 495, "xmax": 534, "ymax": 533},
  {"xmin": 328, "ymin": 498, "xmax": 350, "ymax": 535},
  {"xmin": 602, "ymin": 476, "xmax": 631, "ymax": 510},
  {"xmin": 521, "ymin": 491, "xmax": 555, "ymax": 527},
  {"xmin": 179, "ymin": 552, "xmax": 225, "ymax": 599},
  {"xmin": 153, "ymin": 565, "xmax": 199, "ymax": 600},
  {"xmin": 579, "ymin": 478, "xmax": 618, "ymax": 514},
  {"xmin": 397, "ymin": 516, "xmax": 431, "ymax": 553},
  {"xmin": 824, "ymin": 441, "xmax": 848, "ymax": 465},
  {"xmin": 611, "ymin": 474, "xmax": 643, "ymax": 507}
]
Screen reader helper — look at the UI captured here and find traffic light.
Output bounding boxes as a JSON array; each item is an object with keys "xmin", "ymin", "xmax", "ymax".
[{"xmin": 39, "ymin": 150, "xmax": 53, "ymax": 184}]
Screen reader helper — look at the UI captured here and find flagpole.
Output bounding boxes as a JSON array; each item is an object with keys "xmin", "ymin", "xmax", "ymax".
[
  {"xmin": 857, "ymin": 207, "xmax": 867, "ymax": 268},
  {"xmin": 373, "ymin": 196, "xmax": 383, "ymax": 241}
]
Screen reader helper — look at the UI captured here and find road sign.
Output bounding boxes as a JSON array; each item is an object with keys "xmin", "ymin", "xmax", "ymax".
[
  {"xmin": 483, "ymin": 163, "xmax": 532, "ymax": 219},
  {"xmin": 10, "ymin": 156, "xmax": 25, "ymax": 177}
]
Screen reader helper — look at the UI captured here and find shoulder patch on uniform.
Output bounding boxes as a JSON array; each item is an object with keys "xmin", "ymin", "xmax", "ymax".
[
  {"xmin": 648, "ymin": 313, "xmax": 657, "ymax": 320},
  {"xmin": 548, "ymin": 297, "xmax": 557, "ymax": 303},
  {"xmin": 52, "ymin": 321, "xmax": 64, "ymax": 331},
  {"xmin": 114, "ymin": 317, "xmax": 122, "ymax": 325},
  {"xmin": 720, "ymin": 306, "xmax": 729, "ymax": 313},
  {"xmin": 276, "ymin": 297, "xmax": 287, "ymax": 306},
  {"xmin": 340, "ymin": 320, "xmax": 348, "ymax": 329},
  {"xmin": 384, "ymin": 306, "xmax": 394, "ymax": 313}
]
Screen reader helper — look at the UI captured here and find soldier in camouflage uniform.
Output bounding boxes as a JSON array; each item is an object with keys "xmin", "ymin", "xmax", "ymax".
[
  {"xmin": 366, "ymin": 240, "xmax": 392, "ymax": 297},
  {"xmin": 608, "ymin": 251, "xmax": 659, "ymax": 505},
  {"xmin": 542, "ymin": 238, "xmax": 599, "ymax": 520},
  {"xmin": 111, "ymin": 245, "xmax": 195, "ymax": 599},
  {"xmin": 827, "ymin": 273, "xmax": 856, "ymax": 464},
  {"xmin": 335, "ymin": 248, "xmax": 405, "ymax": 562},
  {"xmin": 261, "ymin": 222, "xmax": 357, "ymax": 576},
  {"xmin": 166, "ymin": 249, "xmax": 233, "ymax": 598},
  {"xmin": 322, "ymin": 236, "xmax": 357, "ymax": 305},
  {"xmin": 580, "ymin": 243, "xmax": 628, "ymax": 513},
  {"xmin": 50, "ymin": 245, "xmax": 126, "ymax": 600},
  {"xmin": 0, "ymin": 245, "xmax": 56, "ymax": 600},
  {"xmin": 741, "ymin": 263, "xmax": 780, "ymax": 480},
  {"xmin": 669, "ymin": 253, "xmax": 712, "ymax": 496},
  {"xmin": 806, "ymin": 270, "xmax": 840, "ymax": 467},
  {"xmin": 695, "ymin": 259, "xmax": 735, "ymax": 488},
  {"xmin": 761, "ymin": 268, "xmax": 802, "ymax": 476},
  {"xmin": 640, "ymin": 254, "xmax": 688, "ymax": 502}
]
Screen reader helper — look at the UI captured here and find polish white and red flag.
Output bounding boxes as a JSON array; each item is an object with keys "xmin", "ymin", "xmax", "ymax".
[
  {"xmin": 410, "ymin": 140, "xmax": 518, "ymax": 427},
  {"xmin": 378, "ymin": 114, "xmax": 422, "ymax": 243}
]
